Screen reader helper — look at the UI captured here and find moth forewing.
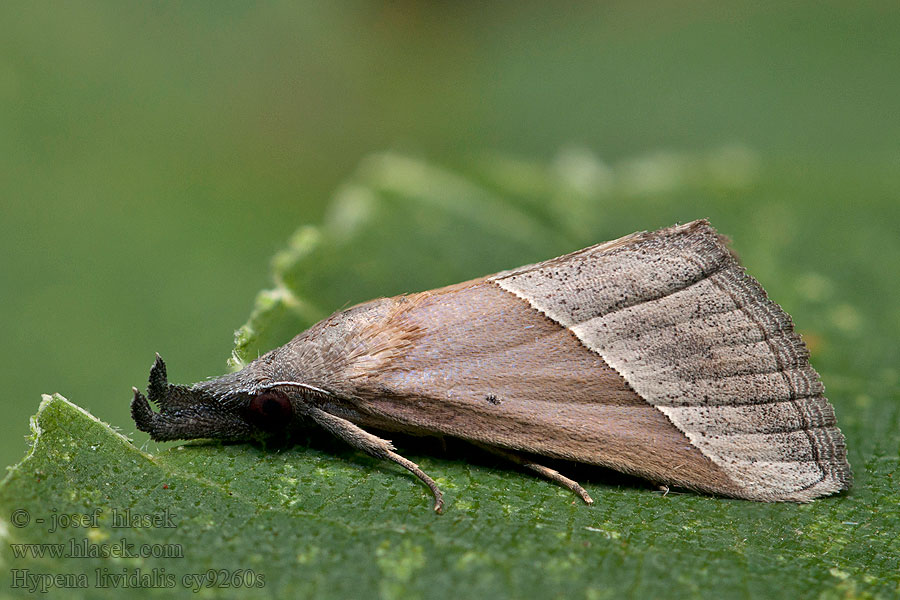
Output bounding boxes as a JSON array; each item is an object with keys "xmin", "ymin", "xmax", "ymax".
[
  {"xmin": 132, "ymin": 219, "xmax": 851, "ymax": 511},
  {"xmin": 486, "ymin": 221, "xmax": 850, "ymax": 501},
  {"xmin": 346, "ymin": 278, "xmax": 745, "ymax": 498}
]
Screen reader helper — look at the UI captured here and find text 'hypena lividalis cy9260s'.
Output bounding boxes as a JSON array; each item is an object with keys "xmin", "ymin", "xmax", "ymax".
[{"xmin": 131, "ymin": 219, "xmax": 851, "ymax": 512}]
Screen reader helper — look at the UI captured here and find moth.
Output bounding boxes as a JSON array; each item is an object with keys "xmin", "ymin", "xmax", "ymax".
[{"xmin": 131, "ymin": 220, "xmax": 851, "ymax": 512}]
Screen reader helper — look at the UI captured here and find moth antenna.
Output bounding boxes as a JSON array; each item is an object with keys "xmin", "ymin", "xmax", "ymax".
[{"xmin": 266, "ymin": 381, "xmax": 334, "ymax": 398}]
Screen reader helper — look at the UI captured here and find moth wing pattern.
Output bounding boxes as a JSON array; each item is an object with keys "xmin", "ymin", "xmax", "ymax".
[
  {"xmin": 348, "ymin": 277, "xmax": 744, "ymax": 496},
  {"xmin": 489, "ymin": 219, "xmax": 851, "ymax": 501}
]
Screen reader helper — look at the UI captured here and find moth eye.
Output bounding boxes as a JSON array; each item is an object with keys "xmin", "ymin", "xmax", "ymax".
[{"xmin": 243, "ymin": 390, "xmax": 293, "ymax": 432}]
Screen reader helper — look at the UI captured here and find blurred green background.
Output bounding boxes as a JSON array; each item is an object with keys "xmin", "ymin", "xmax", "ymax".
[{"xmin": 2, "ymin": 0, "xmax": 899, "ymax": 476}]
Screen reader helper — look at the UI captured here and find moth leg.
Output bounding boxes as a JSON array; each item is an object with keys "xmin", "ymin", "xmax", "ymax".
[
  {"xmin": 306, "ymin": 407, "xmax": 444, "ymax": 513},
  {"xmin": 475, "ymin": 444, "xmax": 594, "ymax": 505}
]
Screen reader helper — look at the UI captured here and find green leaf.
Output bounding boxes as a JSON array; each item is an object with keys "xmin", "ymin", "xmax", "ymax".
[{"xmin": 2, "ymin": 151, "xmax": 899, "ymax": 599}]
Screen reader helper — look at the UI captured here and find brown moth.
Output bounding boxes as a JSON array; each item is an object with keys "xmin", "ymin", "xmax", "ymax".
[{"xmin": 131, "ymin": 219, "xmax": 851, "ymax": 512}]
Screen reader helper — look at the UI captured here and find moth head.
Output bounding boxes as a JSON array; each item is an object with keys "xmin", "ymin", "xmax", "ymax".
[{"xmin": 130, "ymin": 354, "xmax": 313, "ymax": 442}]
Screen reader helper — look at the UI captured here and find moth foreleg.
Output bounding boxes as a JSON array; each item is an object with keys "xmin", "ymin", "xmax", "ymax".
[
  {"xmin": 476, "ymin": 444, "xmax": 594, "ymax": 505},
  {"xmin": 306, "ymin": 407, "xmax": 444, "ymax": 513}
]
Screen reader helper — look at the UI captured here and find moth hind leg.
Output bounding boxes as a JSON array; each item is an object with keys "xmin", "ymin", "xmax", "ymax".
[
  {"xmin": 306, "ymin": 407, "xmax": 444, "ymax": 513},
  {"xmin": 475, "ymin": 444, "xmax": 594, "ymax": 505}
]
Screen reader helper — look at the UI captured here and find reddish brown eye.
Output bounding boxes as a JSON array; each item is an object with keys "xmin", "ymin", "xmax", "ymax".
[{"xmin": 243, "ymin": 390, "xmax": 293, "ymax": 432}]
